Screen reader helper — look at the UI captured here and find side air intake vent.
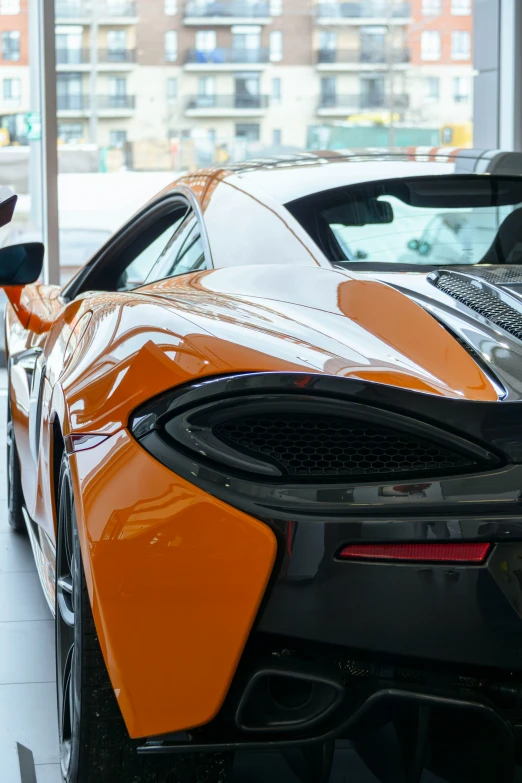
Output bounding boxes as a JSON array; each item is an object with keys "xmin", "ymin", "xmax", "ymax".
[
  {"xmin": 435, "ymin": 272, "xmax": 522, "ymax": 341},
  {"xmin": 213, "ymin": 413, "xmax": 474, "ymax": 479}
]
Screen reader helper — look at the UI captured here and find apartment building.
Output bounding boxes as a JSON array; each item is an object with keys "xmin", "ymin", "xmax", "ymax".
[
  {"xmin": 0, "ymin": 0, "xmax": 474, "ymax": 161},
  {"xmin": 0, "ymin": 0, "xmax": 29, "ymax": 142},
  {"xmin": 407, "ymin": 0, "xmax": 473, "ymax": 130}
]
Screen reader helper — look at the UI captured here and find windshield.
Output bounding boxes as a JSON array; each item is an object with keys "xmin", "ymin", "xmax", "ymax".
[{"xmin": 286, "ymin": 174, "xmax": 522, "ymax": 270}]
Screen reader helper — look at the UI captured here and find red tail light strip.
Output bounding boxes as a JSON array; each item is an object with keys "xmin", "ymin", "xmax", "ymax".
[{"xmin": 338, "ymin": 542, "xmax": 491, "ymax": 564}]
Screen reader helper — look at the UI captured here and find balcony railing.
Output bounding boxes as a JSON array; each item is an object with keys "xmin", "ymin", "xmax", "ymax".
[
  {"xmin": 185, "ymin": 47, "xmax": 270, "ymax": 64},
  {"xmin": 57, "ymin": 94, "xmax": 136, "ymax": 111},
  {"xmin": 55, "ymin": 1, "xmax": 137, "ymax": 18},
  {"xmin": 317, "ymin": 47, "xmax": 410, "ymax": 64},
  {"xmin": 98, "ymin": 48, "xmax": 137, "ymax": 63},
  {"xmin": 318, "ymin": 92, "xmax": 409, "ymax": 109},
  {"xmin": 56, "ymin": 48, "xmax": 137, "ymax": 65},
  {"xmin": 100, "ymin": 1, "xmax": 137, "ymax": 16},
  {"xmin": 56, "ymin": 48, "xmax": 90, "ymax": 65},
  {"xmin": 184, "ymin": 0, "xmax": 270, "ymax": 17},
  {"xmin": 97, "ymin": 94, "xmax": 136, "ymax": 109},
  {"xmin": 186, "ymin": 93, "xmax": 269, "ymax": 109},
  {"xmin": 55, "ymin": 2, "xmax": 91, "ymax": 18},
  {"xmin": 317, "ymin": 1, "xmax": 411, "ymax": 18},
  {"xmin": 57, "ymin": 95, "xmax": 91, "ymax": 111}
]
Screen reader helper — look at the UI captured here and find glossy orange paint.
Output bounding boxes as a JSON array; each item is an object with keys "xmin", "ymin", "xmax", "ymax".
[
  {"xmin": 71, "ymin": 428, "xmax": 277, "ymax": 738},
  {"xmin": 3, "ymin": 156, "xmax": 504, "ymax": 743}
]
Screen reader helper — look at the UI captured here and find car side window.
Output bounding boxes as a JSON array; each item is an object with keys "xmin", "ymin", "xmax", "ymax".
[
  {"xmin": 144, "ymin": 213, "xmax": 208, "ymax": 284},
  {"xmin": 116, "ymin": 211, "xmax": 188, "ymax": 291}
]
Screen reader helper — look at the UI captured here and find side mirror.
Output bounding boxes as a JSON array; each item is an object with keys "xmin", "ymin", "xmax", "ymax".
[
  {"xmin": 0, "ymin": 191, "xmax": 17, "ymax": 229},
  {"xmin": 0, "ymin": 242, "xmax": 44, "ymax": 286},
  {"xmin": 407, "ymin": 239, "xmax": 420, "ymax": 251}
]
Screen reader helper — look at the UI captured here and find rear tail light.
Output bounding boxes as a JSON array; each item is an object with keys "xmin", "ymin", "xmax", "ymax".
[{"xmin": 338, "ymin": 542, "xmax": 491, "ymax": 564}]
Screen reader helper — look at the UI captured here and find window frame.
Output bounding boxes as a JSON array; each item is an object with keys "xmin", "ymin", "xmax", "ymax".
[
  {"xmin": 164, "ymin": 29, "xmax": 178, "ymax": 62},
  {"xmin": 421, "ymin": 30, "xmax": 441, "ymax": 61},
  {"xmin": 421, "ymin": 0, "xmax": 441, "ymax": 15},
  {"xmin": 2, "ymin": 29, "xmax": 20, "ymax": 61},
  {"xmin": 61, "ymin": 187, "xmax": 214, "ymax": 301},
  {"xmin": 451, "ymin": 30, "xmax": 471, "ymax": 60},
  {"xmin": 451, "ymin": 0, "xmax": 471, "ymax": 15}
]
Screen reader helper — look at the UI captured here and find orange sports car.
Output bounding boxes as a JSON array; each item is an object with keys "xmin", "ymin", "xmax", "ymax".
[{"xmin": 4, "ymin": 150, "xmax": 522, "ymax": 783}]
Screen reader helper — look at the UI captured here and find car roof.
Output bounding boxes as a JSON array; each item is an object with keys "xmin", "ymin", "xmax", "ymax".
[{"xmin": 178, "ymin": 149, "xmax": 522, "ymax": 206}]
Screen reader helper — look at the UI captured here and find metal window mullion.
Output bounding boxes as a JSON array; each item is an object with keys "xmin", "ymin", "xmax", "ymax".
[{"xmin": 39, "ymin": 0, "xmax": 60, "ymax": 285}]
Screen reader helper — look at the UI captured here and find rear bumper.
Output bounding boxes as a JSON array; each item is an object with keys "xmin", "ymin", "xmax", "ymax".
[{"xmin": 259, "ymin": 535, "xmax": 522, "ymax": 671}]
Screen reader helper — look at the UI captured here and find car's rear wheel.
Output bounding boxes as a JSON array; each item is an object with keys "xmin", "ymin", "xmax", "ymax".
[
  {"xmin": 55, "ymin": 453, "xmax": 232, "ymax": 783},
  {"xmin": 7, "ymin": 386, "xmax": 26, "ymax": 533}
]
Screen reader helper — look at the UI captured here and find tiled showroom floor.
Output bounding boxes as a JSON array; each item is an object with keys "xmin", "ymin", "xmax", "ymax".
[{"xmin": 0, "ymin": 368, "xmax": 447, "ymax": 783}]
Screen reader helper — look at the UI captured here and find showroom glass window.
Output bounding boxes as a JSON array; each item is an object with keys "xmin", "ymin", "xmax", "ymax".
[{"xmin": 47, "ymin": 0, "xmax": 476, "ymax": 284}]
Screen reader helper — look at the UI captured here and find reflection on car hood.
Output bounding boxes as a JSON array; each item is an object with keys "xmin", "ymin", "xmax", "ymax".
[
  {"xmin": 358, "ymin": 264, "xmax": 522, "ymax": 401},
  {"xmin": 140, "ymin": 265, "xmax": 499, "ymax": 402}
]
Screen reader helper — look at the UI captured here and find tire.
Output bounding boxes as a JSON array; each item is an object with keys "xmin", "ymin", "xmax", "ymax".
[
  {"xmin": 55, "ymin": 453, "xmax": 232, "ymax": 783},
  {"xmin": 6, "ymin": 385, "xmax": 26, "ymax": 533}
]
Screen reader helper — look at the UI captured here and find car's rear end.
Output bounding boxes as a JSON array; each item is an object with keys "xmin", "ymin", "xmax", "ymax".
[{"xmin": 130, "ymin": 369, "xmax": 522, "ymax": 783}]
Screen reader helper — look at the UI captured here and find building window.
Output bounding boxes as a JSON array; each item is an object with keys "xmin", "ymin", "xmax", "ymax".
[
  {"xmin": 108, "ymin": 76, "xmax": 128, "ymax": 107},
  {"xmin": 165, "ymin": 30, "xmax": 177, "ymax": 62},
  {"xmin": 424, "ymin": 76, "xmax": 439, "ymax": 101},
  {"xmin": 0, "ymin": 0, "xmax": 20, "ymax": 14},
  {"xmin": 453, "ymin": 76, "xmax": 470, "ymax": 102},
  {"xmin": 422, "ymin": 0, "xmax": 441, "ymax": 14},
  {"xmin": 195, "ymin": 30, "xmax": 216, "ymax": 52},
  {"xmin": 2, "ymin": 30, "xmax": 20, "ymax": 61},
  {"xmin": 269, "ymin": 30, "xmax": 283, "ymax": 62},
  {"xmin": 58, "ymin": 122, "xmax": 85, "ymax": 144},
  {"xmin": 164, "ymin": 0, "xmax": 177, "ymax": 13},
  {"xmin": 270, "ymin": 0, "xmax": 282, "ymax": 15},
  {"xmin": 3, "ymin": 76, "xmax": 20, "ymax": 102},
  {"xmin": 198, "ymin": 75, "xmax": 215, "ymax": 97},
  {"xmin": 107, "ymin": 29, "xmax": 127, "ymax": 59},
  {"xmin": 271, "ymin": 76, "xmax": 281, "ymax": 104},
  {"xmin": 272, "ymin": 128, "xmax": 282, "ymax": 146},
  {"xmin": 235, "ymin": 123, "xmax": 260, "ymax": 141},
  {"xmin": 109, "ymin": 130, "xmax": 127, "ymax": 147},
  {"xmin": 421, "ymin": 30, "xmax": 441, "ymax": 61},
  {"xmin": 167, "ymin": 77, "xmax": 177, "ymax": 100},
  {"xmin": 451, "ymin": 0, "xmax": 471, "ymax": 14},
  {"xmin": 320, "ymin": 76, "xmax": 336, "ymax": 107},
  {"xmin": 452, "ymin": 30, "xmax": 470, "ymax": 59}
]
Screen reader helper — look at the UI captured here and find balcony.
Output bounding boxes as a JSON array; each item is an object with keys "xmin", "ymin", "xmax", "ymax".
[
  {"xmin": 317, "ymin": 47, "xmax": 410, "ymax": 69},
  {"xmin": 55, "ymin": 1, "xmax": 137, "ymax": 23},
  {"xmin": 57, "ymin": 94, "xmax": 91, "ymax": 116},
  {"xmin": 56, "ymin": 48, "xmax": 137, "ymax": 70},
  {"xmin": 185, "ymin": 93, "xmax": 269, "ymax": 116},
  {"xmin": 184, "ymin": 0, "xmax": 271, "ymax": 24},
  {"xmin": 56, "ymin": 48, "xmax": 91, "ymax": 68},
  {"xmin": 97, "ymin": 94, "xmax": 136, "ymax": 114},
  {"xmin": 316, "ymin": 1, "xmax": 411, "ymax": 23},
  {"xmin": 317, "ymin": 92, "xmax": 409, "ymax": 115},
  {"xmin": 57, "ymin": 94, "xmax": 135, "ymax": 116},
  {"xmin": 99, "ymin": 2, "xmax": 137, "ymax": 21},
  {"xmin": 98, "ymin": 48, "xmax": 137, "ymax": 68},
  {"xmin": 55, "ymin": 2, "xmax": 92, "ymax": 22},
  {"xmin": 185, "ymin": 47, "xmax": 270, "ymax": 69}
]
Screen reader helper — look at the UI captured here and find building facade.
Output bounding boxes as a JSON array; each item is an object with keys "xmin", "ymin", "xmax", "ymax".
[{"xmin": 0, "ymin": 0, "xmax": 474, "ymax": 164}]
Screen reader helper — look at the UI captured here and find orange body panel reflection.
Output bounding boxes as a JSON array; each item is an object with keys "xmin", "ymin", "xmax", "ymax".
[{"xmin": 71, "ymin": 429, "xmax": 277, "ymax": 738}]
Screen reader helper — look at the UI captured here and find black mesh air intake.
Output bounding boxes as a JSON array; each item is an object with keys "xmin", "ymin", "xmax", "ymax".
[
  {"xmin": 450, "ymin": 265, "xmax": 522, "ymax": 285},
  {"xmin": 435, "ymin": 273, "xmax": 522, "ymax": 341},
  {"xmin": 214, "ymin": 413, "xmax": 475, "ymax": 478}
]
